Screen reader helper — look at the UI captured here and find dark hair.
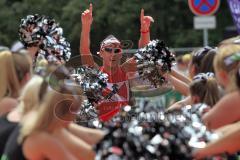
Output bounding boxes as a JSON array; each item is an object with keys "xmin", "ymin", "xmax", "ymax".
[
  {"xmin": 199, "ymin": 48, "xmax": 217, "ymax": 73},
  {"xmin": 190, "ymin": 73, "xmax": 220, "ymax": 107},
  {"xmin": 191, "ymin": 46, "xmax": 214, "ymax": 74}
]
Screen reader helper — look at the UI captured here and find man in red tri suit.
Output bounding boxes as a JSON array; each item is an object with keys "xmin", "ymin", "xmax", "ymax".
[{"xmin": 80, "ymin": 4, "xmax": 154, "ymax": 121}]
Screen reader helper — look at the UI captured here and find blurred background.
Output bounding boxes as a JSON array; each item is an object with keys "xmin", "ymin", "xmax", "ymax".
[{"xmin": 0, "ymin": 0, "xmax": 237, "ymax": 56}]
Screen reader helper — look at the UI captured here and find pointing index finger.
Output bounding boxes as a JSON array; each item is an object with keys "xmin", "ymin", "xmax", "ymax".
[
  {"xmin": 89, "ymin": 3, "xmax": 93, "ymax": 14},
  {"xmin": 141, "ymin": 8, "xmax": 144, "ymax": 22}
]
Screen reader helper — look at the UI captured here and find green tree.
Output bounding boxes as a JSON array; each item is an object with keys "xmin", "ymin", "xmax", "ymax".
[{"xmin": 0, "ymin": 0, "xmax": 236, "ymax": 56}]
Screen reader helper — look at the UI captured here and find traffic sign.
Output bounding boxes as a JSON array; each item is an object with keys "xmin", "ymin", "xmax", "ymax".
[
  {"xmin": 194, "ymin": 16, "xmax": 216, "ymax": 29},
  {"xmin": 188, "ymin": 0, "xmax": 220, "ymax": 16}
]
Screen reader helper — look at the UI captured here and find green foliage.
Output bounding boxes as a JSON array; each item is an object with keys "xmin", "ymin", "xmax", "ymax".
[{"xmin": 0, "ymin": 0, "xmax": 235, "ymax": 56}]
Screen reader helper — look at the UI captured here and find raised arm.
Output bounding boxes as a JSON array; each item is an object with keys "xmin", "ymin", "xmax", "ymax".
[
  {"xmin": 193, "ymin": 121, "xmax": 240, "ymax": 159},
  {"xmin": 68, "ymin": 123, "xmax": 105, "ymax": 146},
  {"xmin": 138, "ymin": 9, "xmax": 154, "ymax": 48},
  {"xmin": 203, "ymin": 91, "xmax": 240, "ymax": 130},
  {"xmin": 166, "ymin": 96, "xmax": 191, "ymax": 111},
  {"xmin": 166, "ymin": 74, "xmax": 190, "ymax": 96},
  {"xmin": 80, "ymin": 3, "xmax": 97, "ymax": 67},
  {"xmin": 170, "ymin": 68, "xmax": 192, "ymax": 85},
  {"xmin": 26, "ymin": 46, "xmax": 39, "ymax": 61},
  {"xmin": 122, "ymin": 9, "xmax": 154, "ymax": 73}
]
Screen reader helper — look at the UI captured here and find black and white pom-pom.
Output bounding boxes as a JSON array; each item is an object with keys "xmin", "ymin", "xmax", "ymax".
[
  {"xmin": 41, "ymin": 36, "xmax": 71, "ymax": 63},
  {"xmin": 76, "ymin": 99, "xmax": 99, "ymax": 122},
  {"xmin": 174, "ymin": 103, "xmax": 219, "ymax": 149},
  {"xmin": 94, "ymin": 104, "xmax": 193, "ymax": 160},
  {"xmin": 19, "ymin": 14, "xmax": 43, "ymax": 47},
  {"xmin": 72, "ymin": 66, "xmax": 108, "ymax": 103},
  {"xmin": 93, "ymin": 101, "xmax": 226, "ymax": 159},
  {"xmin": 19, "ymin": 14, "xmax": 71, "ymax": 64},
  {"xmin": 134, "ymin": 40, "xmax": 175, "ymax": 87},
  {"xmin": 71, "ymin": 66, "xmax": 108, "ymax": 121}
]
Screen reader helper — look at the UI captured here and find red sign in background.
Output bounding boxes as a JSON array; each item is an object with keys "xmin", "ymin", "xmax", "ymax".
[{"xmin": 188, "ymin": 0, "xmax": 220, "ymax": 16}]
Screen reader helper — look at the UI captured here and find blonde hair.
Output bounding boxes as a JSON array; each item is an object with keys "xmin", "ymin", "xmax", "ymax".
[
  {"xmin": 0, "ymin": 51, "xmax": 31, "ymax": 99},
  {"xmin": 19, "ymin": 64, "xmax": 65, "ymax": 116},
  {"xmin": 182, "ymin": 54, "xmax": 192, "ymax": 63},
  {"xmin": 190, "ymin": 77, "xmax": 220, "ymax": 107},
  {"xmin": 218, "ymin": 36, "xmax": 240, "ymax": 47},
  {"xmin": 19, "ymin": 85, "xmax": 83, "ymax": 142},
  {"xmin": 17, "ymin": 75, "xmax": 43, "ymax": 115},
  {"xmin": 214, "ymin": 44, "xmax": 240, "ymax": 92}
]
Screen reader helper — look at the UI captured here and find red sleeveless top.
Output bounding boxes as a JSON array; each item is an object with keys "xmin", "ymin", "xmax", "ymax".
[{"xmin": 98, "ymin": 67, "xmax": 129, "ymax": 121}]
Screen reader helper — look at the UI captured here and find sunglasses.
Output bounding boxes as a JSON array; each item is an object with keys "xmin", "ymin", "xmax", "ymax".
[{"xmin": 104, "ymin": 47, "xmax": 122, "ymax": 54}]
